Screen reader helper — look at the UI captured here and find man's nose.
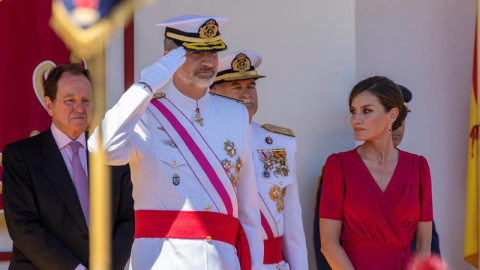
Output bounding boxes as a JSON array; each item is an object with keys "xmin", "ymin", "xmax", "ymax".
[
  {"xmin": 74, "ymin": 100, "xmax": 85, "ymax": 112},
  {"xmin": 201, "ymin": 54, "xmax": 216, "ymax": 67},
  {"xmin": 239, "ymin": 88, "xmax": 251, "ymax": 98}
]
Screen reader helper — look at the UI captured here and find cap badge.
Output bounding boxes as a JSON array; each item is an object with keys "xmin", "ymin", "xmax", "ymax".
[
  {"xmin": 199, "ymin": 19, "xmax": 219, "ymax": 38},
  {"xmin": 232, "ymin": 53, "xmax": 251, "ymax": 72}
]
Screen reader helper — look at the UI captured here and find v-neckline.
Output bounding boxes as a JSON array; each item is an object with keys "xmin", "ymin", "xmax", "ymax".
[{"xmin": 353, "ymin": 147, "xmax": 401, "ymax": 195}]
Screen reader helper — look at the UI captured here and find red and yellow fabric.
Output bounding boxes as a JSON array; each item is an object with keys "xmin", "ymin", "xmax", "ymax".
[{"xmin": 465, "ymin": 6, "xmax": 480, "ymax": 267}]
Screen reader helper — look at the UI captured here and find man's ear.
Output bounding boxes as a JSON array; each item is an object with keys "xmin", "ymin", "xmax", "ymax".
[{"xmin": 44, "ymin": 96, "xmax": 54, "ymax": 116}]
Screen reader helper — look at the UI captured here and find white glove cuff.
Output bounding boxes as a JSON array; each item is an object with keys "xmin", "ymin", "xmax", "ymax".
[{"xmin": 136, "ymin": 81, "xmax": 153, "ymax": 94}]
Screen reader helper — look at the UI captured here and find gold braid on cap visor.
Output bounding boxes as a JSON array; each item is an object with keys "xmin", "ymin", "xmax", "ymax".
[
  {"xmin": 166, "ymin": 31, "xmax": 223, "ymax": 43},
  {"xmin": 182, "ymin": 40, "xmax": 226, "ymax": 51},
  {"xmin": 214, "ymin": 70, "xmax": 260, "ymax": 82}
]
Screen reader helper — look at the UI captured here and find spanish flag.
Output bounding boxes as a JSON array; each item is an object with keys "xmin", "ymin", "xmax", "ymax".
[{"xmin": 465, "ymin": 6, "xmax": 480, "ymax": 267}]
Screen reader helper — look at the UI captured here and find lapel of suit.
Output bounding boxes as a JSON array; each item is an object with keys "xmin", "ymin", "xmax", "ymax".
[{"xmin": 41, "ymin": 129, "xmax": 89, "ymax": 236}]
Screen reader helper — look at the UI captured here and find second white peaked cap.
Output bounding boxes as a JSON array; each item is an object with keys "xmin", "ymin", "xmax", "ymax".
[
  {"xmin": 214, "ymin": 50, "xmax": 266, "ymax": 84},
  {"xmin": 157, "ymin": 15, "xmax": 228, "ymax": 52}
]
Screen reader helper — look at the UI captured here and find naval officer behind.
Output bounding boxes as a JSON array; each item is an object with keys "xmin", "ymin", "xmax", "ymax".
[
  {"xmin": 88, "ymin": 15, "xmax": 263, "ymax": 270},
  {"xmin": 210, "ymin": 51, "xmax": 308, "ymax": 270}
]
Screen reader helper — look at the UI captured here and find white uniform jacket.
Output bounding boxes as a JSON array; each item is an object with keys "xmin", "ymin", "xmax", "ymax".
[
  {"xmin": 251, "ymin": 122, "xmax": 308, "ymax": 270},
  {"xmin": 88, "ymin": 82, "xmax": 263, "ymax": 270}
]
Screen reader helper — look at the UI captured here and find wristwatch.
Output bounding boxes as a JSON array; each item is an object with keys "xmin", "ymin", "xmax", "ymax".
[{"xmin": 136, "ymin": 81, "xmax": 153, "ymax": 93}]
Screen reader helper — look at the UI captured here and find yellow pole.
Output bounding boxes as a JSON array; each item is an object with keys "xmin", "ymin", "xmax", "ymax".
[
  {"xmin": 476, "ymin": 1, "xmax": 480, "ymax": 267},
  {"xmin": 87, "ymin": 45, "xmax": 112, "ymax": 270}
]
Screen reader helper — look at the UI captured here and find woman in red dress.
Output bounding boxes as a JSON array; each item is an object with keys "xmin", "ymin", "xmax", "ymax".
[{"xmin": 319, "ymin": 76, "xmax": 433, "ymax": 270}]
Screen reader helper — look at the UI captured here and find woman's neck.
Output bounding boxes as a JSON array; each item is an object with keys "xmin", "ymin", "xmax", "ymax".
[{"xmin": 359, "ymin": 136, "xmax": 398, "ymax": 165}]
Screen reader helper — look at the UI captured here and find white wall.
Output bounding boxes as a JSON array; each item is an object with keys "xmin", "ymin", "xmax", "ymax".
[
  {"xmin": 106, "ymin": 29, "xmax": 126, "ymax": 109},
  {"xmin": 356, "ymin": 0, "xmax": 476, "ymax": 269},
  {"xmin": 132, "ymin": 1, "xmax": 356, "ymax": 268}
]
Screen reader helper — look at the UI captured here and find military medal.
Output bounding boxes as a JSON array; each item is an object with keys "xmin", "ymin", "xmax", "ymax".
[
  {"xmin": 172, "ymin": 174, "xmax": 180, "ymax": 185},
  {"xmin": 221, "ymin": 158, "xmax": 232, "ymax": 171},
  {"xmin": 162, "ymin": 139, "xmax": 177, "ymax": 148},
  {"xmin": 224, "ymin": 140, "xmax": 237, "ymax": 157},
  {"xmin": 221, "ymin": 142, "xmax": 242, "ymax": 187},
  {"xmin": 258, "ymin": 148, "xmax": 289, "ymax": 178},
  {"xmin": 194, "ymin": 108, "xmax": 204, "ymax": 126},
  {"xmin": 269, "ymin": 185, "xmax": 287, "ymax": 213}
]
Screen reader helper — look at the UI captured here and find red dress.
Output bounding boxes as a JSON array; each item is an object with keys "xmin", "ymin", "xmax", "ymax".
[{"xmin": 319, "ymin": 148, "xmax": 433, "ymax": 270}]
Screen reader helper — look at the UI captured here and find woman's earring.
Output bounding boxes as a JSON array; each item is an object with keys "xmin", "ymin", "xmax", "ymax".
[{"xmin": 388, "ymin": 122, "xmax": 392, "ymax": 133}]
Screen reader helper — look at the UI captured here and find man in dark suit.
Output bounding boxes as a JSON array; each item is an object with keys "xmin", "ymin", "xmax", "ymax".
[{"xmin": 2, "ymin": 64, "xmax": 135, "ymax": 270}]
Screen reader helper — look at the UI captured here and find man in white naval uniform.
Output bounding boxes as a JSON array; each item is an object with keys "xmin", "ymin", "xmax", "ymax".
[
  {"xmin": 210, "ymin": 51, "xmax": 308, "ymax": 270},
  {"xmin": 88, "ymin": 16, "xmax": 263, "ymax": 270}
]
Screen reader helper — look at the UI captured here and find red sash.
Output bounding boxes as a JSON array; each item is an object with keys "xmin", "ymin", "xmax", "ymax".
[
  {"xmin": 263, "ymin": 236, "xmax": 283, "ymax": 264},
  {"xmin": 149, "ymin": 98, "xmax": 238, "ymax": 216},
  {"xmin": 135, "ymin": 210, "xmax": 251, "ymax": 270}
]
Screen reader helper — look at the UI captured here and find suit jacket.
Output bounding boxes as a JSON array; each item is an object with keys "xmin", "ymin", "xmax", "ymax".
[{"xmin": 2, "ymin": 128, "xmax": 135, "ymax": 270}]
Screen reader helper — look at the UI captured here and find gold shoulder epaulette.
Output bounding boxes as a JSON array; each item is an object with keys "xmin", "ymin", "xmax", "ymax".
[
  {"xmin": 152, "ymin": 92, "xmax": 166, "ymax": 99},
  {"xmin": 210, "ymin": 92, "xmax": 243, "ymax": 103},
  {"xmin": 262, "ymin": 123, "xmax": 295, "ymax": 137}
]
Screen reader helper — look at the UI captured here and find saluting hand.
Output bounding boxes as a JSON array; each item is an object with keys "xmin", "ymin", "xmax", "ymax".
[{"xmin": 139, "ymin": 47, "xmax": 186, "ymax": 93}]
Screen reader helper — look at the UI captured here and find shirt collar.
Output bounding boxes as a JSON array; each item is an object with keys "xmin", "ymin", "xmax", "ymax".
[
  {"xmin": 50, "ymin": 123, "xmax": 87, "ymax": 150},
  {"xmin": 165, "ymin": 81, "xmax": 211, "ymax": 112}
]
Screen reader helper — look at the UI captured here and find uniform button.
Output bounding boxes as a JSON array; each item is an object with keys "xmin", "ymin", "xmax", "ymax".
[
  {"xmin": 205, "ymin": 205, "xmax": 211, "ymax": 211},
  {"xmin": 172, "ymin": 160, "xmax": 177, "ymax": 166},
  {"xmin": 280, "ymin": 181, "xmax": 284, "ymax": 186},
  {"xmin": 206, "ymin": 236, "xmax": 212, "ymax": 242}
]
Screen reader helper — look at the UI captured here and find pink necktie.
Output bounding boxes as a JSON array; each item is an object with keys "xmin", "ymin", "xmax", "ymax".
[{"xmin": 70, "ymin": 141, "xmax": 89, "ymax": 227}]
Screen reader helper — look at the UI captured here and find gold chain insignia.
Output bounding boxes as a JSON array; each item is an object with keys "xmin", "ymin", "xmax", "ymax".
[
  {"xmin": 232, "ymin": 53, "xmax": 251, "ymax": 72},
  {"xmin": 269, "ymin": 185, "xmax": 287, "ymax": 213},
  {"xmin": 221, "ymin": 156, "xmax": 243, "ymax": 187},
  {"xmin": 198, "ymin": 19, "xmax": 218, "ymax": 38},
  {"xmin": 221, "ymin": 140, "xmax": 242, "ymax": 187}
]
